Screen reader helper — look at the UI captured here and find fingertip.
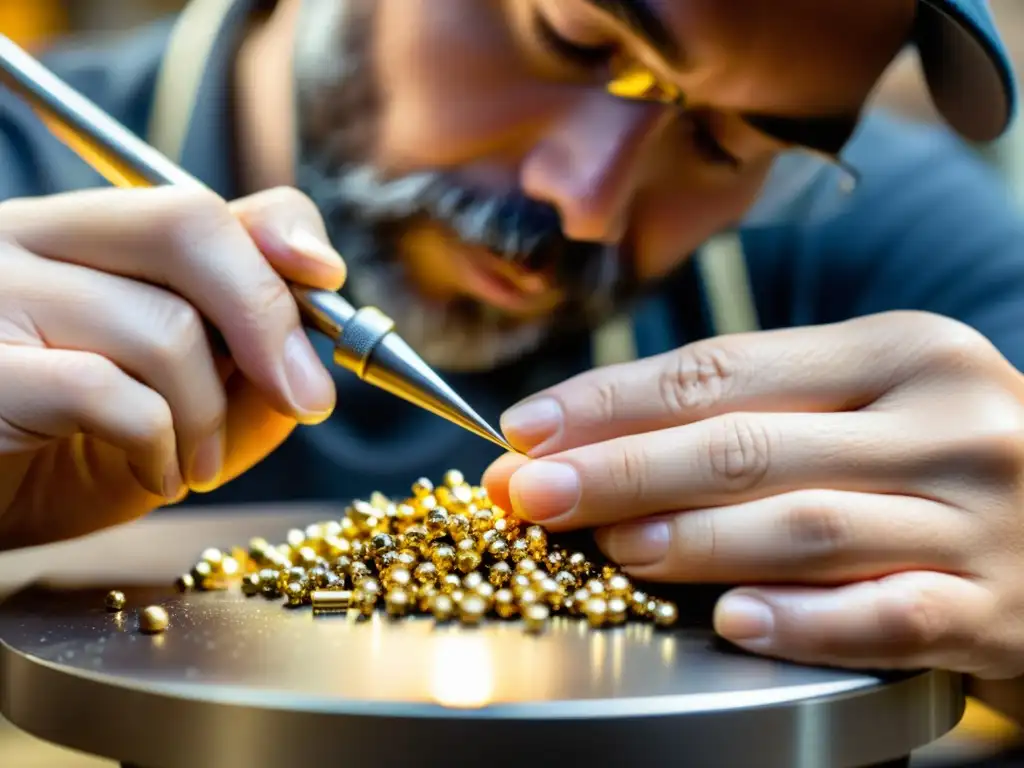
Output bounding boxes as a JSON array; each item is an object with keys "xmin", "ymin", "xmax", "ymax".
[
  {"xmin": 284, "ymin": 228, "xmax": 347, "ymax": 290},
  {"xmin": 482, "ymin": 452, "xmax": 527, "ymax": 512}
]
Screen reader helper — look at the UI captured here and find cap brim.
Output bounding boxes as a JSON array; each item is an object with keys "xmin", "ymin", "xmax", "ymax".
[{"xmin": 915, "ymin": 0, "xmax": 1016, "ymax": 142}]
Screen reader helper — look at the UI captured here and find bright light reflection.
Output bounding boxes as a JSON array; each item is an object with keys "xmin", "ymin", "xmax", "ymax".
[{"xmin": 429, "ymin": 634, "xmax": 495, "ymax": 709}]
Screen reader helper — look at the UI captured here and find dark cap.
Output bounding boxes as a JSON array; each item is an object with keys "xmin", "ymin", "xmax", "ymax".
[{"xmin": 915, "ymin": 0, "xmax": 1017, "ymax": 142}]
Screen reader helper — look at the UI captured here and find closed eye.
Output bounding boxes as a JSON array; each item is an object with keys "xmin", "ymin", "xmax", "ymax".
[{"xmin": 533, "ymin": 11, "xmax": 617, "ymax": 69}]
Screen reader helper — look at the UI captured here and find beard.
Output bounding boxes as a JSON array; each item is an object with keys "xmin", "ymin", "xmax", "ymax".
[{"xmin": 291, "ymin": 0, "xmax": 647, "ymax": 372}]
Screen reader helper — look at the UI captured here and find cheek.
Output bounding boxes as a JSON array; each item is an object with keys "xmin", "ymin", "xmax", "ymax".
[
  {"xmin": 632, "ymin": 170, "xmax": 766, "ymax": 280},
  {"xmin": 374, "ymin": 0, "xmax": 566, "ymax": 170}
]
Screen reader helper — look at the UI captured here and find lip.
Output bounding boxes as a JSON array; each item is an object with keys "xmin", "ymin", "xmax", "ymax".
[{"xmin": 454, "ymin": 243, "xmax": 560, "ymax": 315}]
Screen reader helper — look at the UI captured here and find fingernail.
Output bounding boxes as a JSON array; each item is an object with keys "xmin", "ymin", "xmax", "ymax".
[
  {"xmin": 715, "ymin": 594, "xmax": 774, "ymax": 646},
  {"xmin": 501, "ymin": 397, "xmax": 562, "ymax": 452},
  {"xmin": 599, "ymin": 521, "xmax": 670, "ymax": 566},
  {"xmin": 509, "ymin": 461, "xmax": 580, "ymax": 521},
  {"xmin": 287, "ymin": 228, "xmax": 347, "ymax": 282},
  {"xmin": 162, "ymin": 462, "xmax": 184, "ymax": 499},
  {"xmin": 284, "ymin": 328, "xmax": 336, "ymax": 422},
  {"xmin": 189, "ymin": 431, "xmax": 223, "ymax": 493}
]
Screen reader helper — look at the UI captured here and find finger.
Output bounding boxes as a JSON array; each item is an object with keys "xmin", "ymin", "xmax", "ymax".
[
  {"xmin": 712, "ymin": 572, "xmax": 996, "ymax": 675},
  {"xmin": 498, "ymin": 312, "xmax": 969, "ymax": 456},
  {"xmin": 0, "ymin": 187, "xmax": 337, "ymax": 422},
  {"xmin": 8, "ymin": 252, "xmax": 227, "ymax": 491},
  {"xmin": 228, "ymin": 186, "xmax": 347, "ymax": 290},
  {"xmin": 504, "ymin": 411, "xmax": 950, "ymax": 530},
  {"xmin": 0, "ymin": 345, "xmax": 182, "ymax": 498},
  {"xmin": 594, "ymin": 490, "xmax": 973, "ymax": 584}
]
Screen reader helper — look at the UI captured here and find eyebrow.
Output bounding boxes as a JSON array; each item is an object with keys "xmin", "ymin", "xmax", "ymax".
[{"xmin": 583, "ymin": 0, "xmax": 683, "ymax": 66}]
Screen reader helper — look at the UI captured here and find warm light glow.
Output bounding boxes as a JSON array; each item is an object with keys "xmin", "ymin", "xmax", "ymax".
[{"xmin": 429, "ymin": 634, "xmax": 495, "ymax": 709}]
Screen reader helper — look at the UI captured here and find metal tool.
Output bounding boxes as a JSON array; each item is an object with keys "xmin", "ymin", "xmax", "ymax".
[{"xmin": 0, "ymin": 34, "xmax": 513, "ymax": 452}]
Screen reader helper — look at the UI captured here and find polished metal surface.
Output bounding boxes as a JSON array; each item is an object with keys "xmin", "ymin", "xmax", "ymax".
[
  {"xmin": 0, "ymin": 34, "xmax": 512, "ymax": 453},
  {"xmin": 0, "ymin": 507, "xmax": 964, "ymax": 768}
]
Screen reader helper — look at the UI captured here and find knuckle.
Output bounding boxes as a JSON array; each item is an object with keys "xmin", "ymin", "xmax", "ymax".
[
  {"xmin": 589, "ymin": 376, "xmax": 628, "ymax": 425},
  {"xmin": 58, "ymin": 353, "xmax": 121, "ymax": 410},
  {"xmin": 148, "ymin": 294, "xmax": 208, "ymax": 368},
  {"xmin": 608, "ymin": 444, "xmax": 650, "ymax": 502},
  {"xmin": 154, "ymin": 187, "xmax": 237, "ymax": 259},
  {"xmin": 905, "ymin": 313, "xmax": 995, "ymax": 374},
  {"xmin": 705, "ymin": 414, "xmax": 773, "ymax": 492},
  {"xmin": 257, "ymin": 186, "xmax": 323, "ymax": 222},
  {"xmin": 883, "ymin": 586, "xmax": 951, "ymax": 649},
  {"xmin": 135, "ymin": 395, "xmax": 175, "ymax": 445},
  {"xmin": 658, "ymin": 342, "xmax": 740, "ymax": 417},
  {"xmin": 784, "ymin": 496, "xmax": 854, "ymax": 556},
  {"xmin": 246, "ymin": 274, "xmax": 296, "ymax": 326}
]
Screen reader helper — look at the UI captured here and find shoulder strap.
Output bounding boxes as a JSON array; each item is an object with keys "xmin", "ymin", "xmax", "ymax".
[{"xmin": 146, "ymin": 0, "xmax": 239, "ymax": 159}]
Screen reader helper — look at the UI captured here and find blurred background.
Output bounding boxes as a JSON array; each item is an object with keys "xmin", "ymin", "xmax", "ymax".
[{"xmin": 0, "ymin": 0, "xmax": 1023, "ymax": 766}]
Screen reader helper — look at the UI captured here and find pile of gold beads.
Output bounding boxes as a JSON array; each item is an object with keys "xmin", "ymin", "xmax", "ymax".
[{"xmin": 176, "ymin": 471, "xmax": 679, "ymax": 634}]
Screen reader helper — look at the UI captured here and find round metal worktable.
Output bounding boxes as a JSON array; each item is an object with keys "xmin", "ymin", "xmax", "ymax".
[{"xmin": 0, "ymin": 506, "xmax": 964, "ymax": 768}]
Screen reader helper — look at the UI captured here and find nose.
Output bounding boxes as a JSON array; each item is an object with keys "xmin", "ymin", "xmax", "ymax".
[{"xmin": 521, "ymin": 92, "xmax": 667, "ymax": 244}]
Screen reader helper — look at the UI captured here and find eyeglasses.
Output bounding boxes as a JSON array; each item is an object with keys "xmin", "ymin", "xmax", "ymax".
[{"xmin": 607, "ymin": 65, "xmax": 860, "ymax": 228}]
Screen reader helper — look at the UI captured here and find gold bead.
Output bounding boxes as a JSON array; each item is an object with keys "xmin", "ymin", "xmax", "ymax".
[
  {"xmin": 175, "ymin": 574, "xmax": 195, "ymax": 593},
  {"xmin": 370, "ymin": 533, "xmax": 396, "ymax": 557},
  {"xmin": 386, "ymin": 568, "xmax": 413, "ymax": 590},
  {"xmin": 448, "ymin": 514, "xmax": 471, "ymax": 540},
  {"xmin": 654, "ymin": 602, "xmax": 679, "ymax": 628},
  {"xmin": 601, "ymin": 565, "xmax": 620, "ymax": 581},
  {"xmin": 518, "ymin": 589, "xmax": 539, "ymax": 607},
  {"xmin": 450, "ymin": 588, "xmax": 466, "ymax": 605},
  {"xmin": 458, "ymin": 594, "xmax": 486, "ymax": 625},
  {"xmin": 473, "ymin": 486, "xmax": 491, "ymax": 506},
  {"xmin": 395, "ymin": 550, "xmax": 418, "ymax": 569},
  {"xmin": 570, "ymin": 589, "xmax": 591, "ymax": 616},
  {"xmin": 471, "ymin": 508, "xmax": 494, "ymax": 533},
  {"xmin": 248, "ymin": 537, "xmax": 270, "ymax": 560},
  {"xmin": 286, "ymin": 528, "xmax": 306, "ymax": 550},
  {"xmin": 488, "ymin": 561, "xmax": 512, "ymax": 587},
  {"xmin": 585, "ymin": 579, "xmax": 606, "ymax": 598},
  {"xmin": 139, "ymin": 605, "xmax": 169, "ymax": 634},
  {"xmin": 241, "ymin": 573, "xmax": 262, "ymax": 596},
  {"xmin": 537, "ymin": 578, "xmax": 562, "ymax": 608},
  {"xmin": 487, "ymin": 538, "xmax": 510, "ymax": 560},
  {"xmin": 323, "ymin": 571, "xmax": 345, "ymax": 590},
  {"xmin": 516, "ymin": 558, "xmax": 538, "ymax": 576},
  {"xmin": 545, "ymin": 551, "xmax": 566, "ymax": 571},
  {"xmin": 401, "ymin": 526, "xmax": 427, "ymax": 549},
  {"xmin": 443, "ymin": 469, "xmax": 465, "ymax": 488},
  {"xmin": 462, "ymin": 571, "xmax": 485, "ymax": 591},
  {"xmin": 630, "ymin": 591, "xmax": 651, "ymax": 617},
  {"xmin": 259, "ymin": 568, "xmax": 281, "ymax": 597},
  {"xmin": 414, "ymin": 562, "xmax": 438, "ymax": 585},
  {"xmin": 385, "ymin": 588, "xmax": 411, "ymax": 618},
  {"xmin": 311, "ymin": 590, "xmax": 353, "ymax": 613},
  {"xmin": 440, "ymin": 573, "xmax": 462, "ymax": 594},
  {"xmin": 417, "ymin": 584, "xmax": 439, "ymax": 612},
  {"xmin": 606, "ymin": 574, "xmax": 631, "ymax": 599},
  {"xmin": 424, "ymin": 508, "xmax": 449, "ymax": 539},
  {"xmin": 284, "ymin": 581, "xmax": 307, "ymax": 607},
  {"xmin": 510, "ymin": 538, "xmax": 531, "ymax": 562},
  {"xmin": 370, "ymin": 491, "xmax": 391, "ymax": 512},
  {"xmin": 522, "ymin": 603, "xmax": 550, "ymax": 634},
  {"xmin": 607, "ymin": 597, "xmax": 628, "ymax": 625},
  {"xmin": 349, "ymin": 561, "xmax": 372, "ymax": 584},
  {"xmin": 554, "ymin": 570, "xmax": 577, "ymax": 591},
  {"xmin": 297, "ymin": 546, "xmax": 319, "ymax": 567},
  {"xmin": 479, "ymin": 528, "xmax": 499, "ymax": 550},
  {"xmin": 430, "ymin": 593, "xmax": 456, "ymax": 622},
  {"xmin": 567, "ymin": 552, "xmax": 590, "ymax": 577},
  {"xmin": 306, "ymin": 565, "xmax": 329, "ymax": 588},
  {"xmin": 510, "ymin": 574, "xmax": 532, "ymax": 595},
  {"xmin": 378, "ymin": 550, "xmax": 400, "ymax": 570},
  {"xmin": 529, "ymin": 569, "xmax": 548, "ymax": 584},
  {"xmin": 456, "ymin": 547, "xmax": 481, "ymax": 574},
  {"xmin": 525, "ymin": 525, "xmax": 547, "ymax": 557},
  {"xmin": 350, "ymin": 540, "xmax": 367, "ymax": 560},
  {"xmin": 452, "ymin": 485, "xmax": 474, "ymax": 506},
  {"xmin": 105, "ymin": 590, "xmax": 126, "ymax": 612},
  {"xmin": 494, "ymin": 589, "xmax": 517, "ymax": 618},
  {"xmin": 431, "ymin": 544, "xmax": 456, "ymax": 573},
  {"xmin": 412, "ymin": 477, "xmax": 434, "ymax": 497},
  {"xmin": 200, "ymin": 548, "xmax": 223, "ymax": 567},
  {"xmin": 585, "ymin": 597, "xmax": 608, "ymax": 628}
]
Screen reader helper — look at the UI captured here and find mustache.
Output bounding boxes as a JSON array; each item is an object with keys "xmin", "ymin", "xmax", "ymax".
[{"xmin": 303, "ymin": 163, "xmax": 614, "ymax": 291}]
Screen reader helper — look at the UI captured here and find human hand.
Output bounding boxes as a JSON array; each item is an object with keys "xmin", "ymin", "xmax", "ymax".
[
  {"xmin": 0, "ymin": 186, "xmax": 345, "ymax": 550},
  {"xmin": 484, "ymin": 312, "xmax": 1024, "ymax": 679}
]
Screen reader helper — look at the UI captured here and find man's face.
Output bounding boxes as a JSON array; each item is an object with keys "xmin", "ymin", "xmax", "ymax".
[{"xmin": 292, "ymin": 0, "xmax": 915, "ymax": 371}]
